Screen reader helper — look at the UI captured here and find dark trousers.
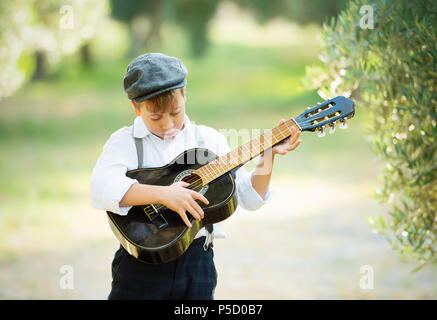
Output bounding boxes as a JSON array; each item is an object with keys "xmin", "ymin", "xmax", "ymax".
[{"xmin": 108, "ymin": 237, "xmax": 217, "ymax": 300}]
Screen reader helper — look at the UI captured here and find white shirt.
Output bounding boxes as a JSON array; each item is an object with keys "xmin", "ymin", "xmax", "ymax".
[{"xmin": 90, "ymin": 114, "xmax": 272, "ymax": 239}]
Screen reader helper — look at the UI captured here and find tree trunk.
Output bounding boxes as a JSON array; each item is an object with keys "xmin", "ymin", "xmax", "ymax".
[{"xmin": 32, "ymin": 51, "xmax": 47, "ymax": 81}]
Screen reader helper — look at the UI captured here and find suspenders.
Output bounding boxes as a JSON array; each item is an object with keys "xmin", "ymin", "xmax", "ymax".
[
  {"xmin": 134, "ymin": 137, "xmax": 143, "ymax": 169},
  {"xmin": 133, "ymin": 124, "xmax": 214, "ymax": 251}
]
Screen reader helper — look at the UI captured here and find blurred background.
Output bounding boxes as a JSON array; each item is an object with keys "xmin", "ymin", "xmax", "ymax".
[{"xmin": 0, "ymin": 0, "xmax": 435, "ymax": 299}]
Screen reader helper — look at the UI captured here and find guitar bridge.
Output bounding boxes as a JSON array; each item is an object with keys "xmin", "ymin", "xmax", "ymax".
[{"xmin": 143, "ymin": 204, "xmax": 168, "ymax": 230}]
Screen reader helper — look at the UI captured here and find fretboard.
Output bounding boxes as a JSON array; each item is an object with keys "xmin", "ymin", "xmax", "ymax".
[{"xmin": 194, "ymin": 118, "xmax": 300, "ymax": 185}]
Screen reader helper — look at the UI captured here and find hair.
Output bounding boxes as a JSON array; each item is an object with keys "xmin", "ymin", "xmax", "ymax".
[{"xmin": 133, "ymin": 86, "xmax": 185, "ymax": 113}]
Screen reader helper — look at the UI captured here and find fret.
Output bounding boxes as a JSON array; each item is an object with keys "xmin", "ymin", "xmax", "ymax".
[
  {"xmin": 256, "ymin": 136, "xmax": 265, "ymax": 152},
  {"xmin": 276, "ymin": 126, "xmax": 286, "ymax": 139},
  {"xmin": 246, "ymin": 144, "xmax": 254, "ymax": 160},
  {"xmin": 198, "ymin": 166, "xmax": 209, "ymax": 181},
  {"xmin": 282, "ymin": 124, "xmax": 290, "ymax": 136},
  {"xmin": 208, "ymin": 162, "xmax": 218, "ymax": 176},
  {"xmin": 209, "ymin": 163, "xmax": 217, "ymax": 178},
  {"xmin": 213, "ymin": 160, "xmax": 223, "ymax": 175},
  {"xmin": 230, "ymin": 150, "xmax": 240, "ymax": 166},
  {"xmin": 272, "ymin": 132, "xmax": 278, "ymax": 143},
  {"xmin": 263, "ymin": 131, "xmax": 275, "ymax": 145},
  {"xmin": 203, "ymin": 164, "xmax": 213, "ymax": 179},
  {"xmin": 200, "ymin": 166, "xmax": 210, "ymax": 179},
  {"xmin": 290, "ymin": 118, "xmax": 301, "ymax": 131},
  {"xmin": 217, "ymin": 155, "xmax": 228, "ymax": 170},
  {"xmin": 235, "ymin": 149, "xmax": 243, "ymax": 164},
  {"xmin": 283, "ymin": 121, "xmax": 293, "ymax": 134},
  {"xmin": 210, "ymin": 160, "xmax": 222, "ymax": 176},
  {"xmin": 196, "ymin": 120, "xmax": 302, "ymax": 185},
  {"xmin": 251, "ymin": 139, "xmax": 263, "ymax": 154},
  {"xmin": 241, "ymin": 144, "xmax": 250, "ymax": 159},
  {"xmin": 225, "ymin": 154, "xmax": 233, "ymax": 170}
]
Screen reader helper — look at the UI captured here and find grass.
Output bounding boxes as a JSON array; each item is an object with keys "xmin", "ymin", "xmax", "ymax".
[
  {"xmin": 0, "ymin": 33, "xmax": 377, "ymax": 235},
  {"xmin": 4, "ymin": 25, "xmax": 427, "ymax": 299}
]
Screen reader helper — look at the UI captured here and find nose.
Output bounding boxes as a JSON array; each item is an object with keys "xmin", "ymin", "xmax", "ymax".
[{"xmin": 161, "ymin": 115, "xmax": 173, "ymax": 131}]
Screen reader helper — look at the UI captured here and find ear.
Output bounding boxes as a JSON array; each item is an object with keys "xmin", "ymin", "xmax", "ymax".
[{"xmin": 130, "ymin": 100, "xmax": 140, "ymax": 116}]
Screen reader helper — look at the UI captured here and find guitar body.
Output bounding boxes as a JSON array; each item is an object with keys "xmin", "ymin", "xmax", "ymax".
[{"xmin": 107, "ymin": 148, "xmax": 238, "ymax": 264}]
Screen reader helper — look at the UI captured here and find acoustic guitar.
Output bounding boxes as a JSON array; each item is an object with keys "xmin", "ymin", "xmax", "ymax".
[{"xmin": 107, "ymin": 96, "xmax": 355, "ymax": 263}]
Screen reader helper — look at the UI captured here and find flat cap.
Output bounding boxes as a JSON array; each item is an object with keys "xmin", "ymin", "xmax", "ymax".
[{"xmin": 123, "ymin": 53, "xmax": 188, "ymax": 102}]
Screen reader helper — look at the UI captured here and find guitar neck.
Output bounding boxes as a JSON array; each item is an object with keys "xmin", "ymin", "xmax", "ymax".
[{"xmin": 194, "ymin": 118, "xmax": 300, "ymax": 185}]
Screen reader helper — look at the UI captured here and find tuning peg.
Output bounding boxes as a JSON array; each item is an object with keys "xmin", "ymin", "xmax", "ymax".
[
  {"xmin": 329, "ymin": 122, "xmax": 336, "ymax": 134},
  {"xmin": 317, "ymin": 125, "xmax": 326, "ymax": 138},
  {"xmin": 339, "ymin": 118, "xmax": 348, "ymax": 130}
]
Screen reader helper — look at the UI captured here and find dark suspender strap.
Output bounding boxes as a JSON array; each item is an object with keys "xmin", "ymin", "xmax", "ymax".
[
  {"xmin": 134, "ymin": 137, "xmax": 143, "ymax": 169},
  {"xmin": 133, "ymin": 122, "xmax": 143, "ymax": 169}
]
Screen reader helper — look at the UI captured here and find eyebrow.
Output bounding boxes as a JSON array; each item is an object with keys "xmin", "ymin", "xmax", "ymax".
[{"xmin": 150, "ymin": 105, "xmax": 183, "ymax": 115}]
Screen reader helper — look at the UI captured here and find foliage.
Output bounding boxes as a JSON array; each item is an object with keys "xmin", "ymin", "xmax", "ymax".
[
  {"xmin": 305, "ymin": 0, "xmax": 437, "ymax": 270},
  {"xmin": 230, "ymin": 0, "xmax": 348, "ymax": 26},
  {"xmin": 172, "ymin": 0, "xmax": 221, "ymax": 57},
  {"xmin": 0, "ymin": 0, "xmax": 108, "ymax": 99},
  {"xmin": 109, "ymin": 0, "xmax": 347, "ymax": 56}
]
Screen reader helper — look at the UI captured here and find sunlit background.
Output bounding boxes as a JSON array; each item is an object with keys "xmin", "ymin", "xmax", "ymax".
[{"xmin": 0, "ymin": 0, "xmax": 435, "ymax": 299}]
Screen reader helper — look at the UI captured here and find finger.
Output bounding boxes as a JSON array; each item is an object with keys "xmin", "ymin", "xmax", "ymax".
[
  {"xmin": 190, "ymin": 199, "xmax": 205, "ymax": 219},
  {"xmin": 179, "ymin": 181, "xmax": 190, "ymax": 188},
  {"xmin": 289, "ymin": 130, "xmax": 300, "ymax": 142},
  {"xmin": 287, "ymin": 139, "xmax": 302, "ymax": 151},
  {"xmin": 172, "ymin": 181, "xmax": 190, "ymax": 188},
  {"xmin": 177, "ymin": 209, "xmax": 192, "ymax": 228},
  {"xmin": 278, "ymin": 119, "xmax": 285, "ymax": 125},
  {"xmin": 190, "ymin": 190, "xmax": 209, "ymax": 205},
  {"xmin": 291, "ymin": 127, "xmax": 301, "ymax": 138},
  {"xmin": 186, "ymin": 205, "xmax": 201, "ymax": 221}
]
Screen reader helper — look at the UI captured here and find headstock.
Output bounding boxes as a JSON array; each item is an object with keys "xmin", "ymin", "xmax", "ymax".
[{"xmin": 294, "ymin": 96, "xmax": 355, "ymax": 137}]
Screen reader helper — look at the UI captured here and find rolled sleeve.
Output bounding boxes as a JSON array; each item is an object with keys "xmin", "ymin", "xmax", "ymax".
[
  {"xmin": 90, "ymin": 129, "xmax": 139, "ymax": 216},
  {"xmin": 234, "ymin": 166, "xmax": 273, "ymax": 211},
  {"xmin": 208, "ymin": 127, "xmax": 273, "ymax": 211}
]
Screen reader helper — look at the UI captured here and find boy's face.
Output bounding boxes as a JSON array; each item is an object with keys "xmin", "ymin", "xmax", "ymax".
[{"xmin": 131, "ymin": 93, "xmax": 186, "ymax": 140}]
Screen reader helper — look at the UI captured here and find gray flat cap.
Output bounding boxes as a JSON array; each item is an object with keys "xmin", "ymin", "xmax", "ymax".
[{"xmin": 123, "ymin": 53, "xmax": 188, "ymax": 102}]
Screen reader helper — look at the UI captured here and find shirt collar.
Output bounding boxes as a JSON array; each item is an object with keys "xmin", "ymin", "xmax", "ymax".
[{"xmin": 133, "ymin": 114, "xmax": 191, "ymax": 139}]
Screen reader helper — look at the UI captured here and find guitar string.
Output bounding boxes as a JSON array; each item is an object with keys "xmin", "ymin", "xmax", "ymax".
[
  {"xmin": 142, "ymin": 122, "xmax": 298, "ymax": 215},
  {"xmin": 143, "ymin": 121, "xmax": 299, "ymax": 216}
]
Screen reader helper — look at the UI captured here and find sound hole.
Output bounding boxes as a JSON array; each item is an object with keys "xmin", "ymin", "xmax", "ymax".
[{"xmin": 175, "ymin": 171, "xmax": 208, "ymax": 195}]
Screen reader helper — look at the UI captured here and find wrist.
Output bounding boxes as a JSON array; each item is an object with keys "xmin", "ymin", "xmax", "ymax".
[
  {"xmin": 258, "ymin": 152, "xmax": 275, "ymax": 168},
  {"xmin": 155, "ymin": 185, "xmax": 169, "ymax": 205},
  {"xmin": 144, "ymin": 184, "xmax": 167, "ymax": 205}
]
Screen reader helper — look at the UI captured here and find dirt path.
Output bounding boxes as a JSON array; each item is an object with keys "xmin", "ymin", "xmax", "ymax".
[{"xmin": 1, "ymin": 178, "xmax": 436, "ymax": 299}]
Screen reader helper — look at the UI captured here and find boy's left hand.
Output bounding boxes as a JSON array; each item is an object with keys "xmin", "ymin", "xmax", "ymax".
[{"xmin": 271, "ymin": 119, "xmax": 302, "ymax": 156}]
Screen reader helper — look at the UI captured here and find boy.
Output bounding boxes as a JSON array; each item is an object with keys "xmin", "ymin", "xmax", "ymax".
[{"xmin": 90, "ymin": 53, "xmax": 302, "ymax": 300}]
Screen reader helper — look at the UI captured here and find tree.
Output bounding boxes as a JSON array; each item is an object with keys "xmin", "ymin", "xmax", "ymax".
[
  {"xmin": 110, "ymin": 0, "xmax": 164, "ymax": 55},
  {"xmin": 230, "ymin": 0, "xmax": 348, "ymax": 26},
  {"xmin": 109, "ymin": 0, "xmax": 348, "ymax": 57},
  {"xmin": 172, "ymin": 0, "xmax": 221, "ymax": 57},
  {"xmin": 0, "ymin": 0, "xmax": 108, "ymax": 99},
  {"xmin": 305, "ymin": 0, "xmax": 436, "ymax": 270}
]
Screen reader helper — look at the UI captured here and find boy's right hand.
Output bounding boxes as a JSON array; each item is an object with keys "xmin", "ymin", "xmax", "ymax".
[{"xmin": 160, "ymin": 181, "xmax": 209, "ymax": 228}]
